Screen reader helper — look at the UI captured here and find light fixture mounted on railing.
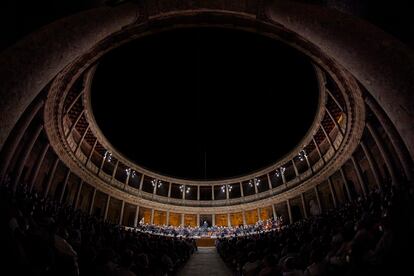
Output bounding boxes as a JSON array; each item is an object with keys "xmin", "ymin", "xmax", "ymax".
[
  {"xmin": 180, "ymin": 185, "xmax": 190, "ymax": 194},
  {"xmin": 151, "ymin": 179, "xmax": 162, "ymax": 188},
  {"xmin": 298, "ymin": 149, "xmax": 307, "ymax": 161},
  {"xmin": 249, "ymin": 178, "xmax": 261, "ymax": 187},
  {"xmin": 104, "ymin": 150, "xmax": 113, "ymax": 162}
]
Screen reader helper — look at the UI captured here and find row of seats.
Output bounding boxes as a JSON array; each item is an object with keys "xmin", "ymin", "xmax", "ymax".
[
  {"xmin": 217, "ymin": 182, "xmax": 414, "ymax": 276},
  {"xmin": 0, "ymin": 181, "xmax": 196, "ymax": 276}
]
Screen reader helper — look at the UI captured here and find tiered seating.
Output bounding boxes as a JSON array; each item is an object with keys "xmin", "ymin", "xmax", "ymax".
[
  {"xmin": 216, "ymin": 182, "xmax": 414, "ymax": 276},
  {"xmin": 0, "ymin": 183, "xmax": 196, "ymax": 276}
]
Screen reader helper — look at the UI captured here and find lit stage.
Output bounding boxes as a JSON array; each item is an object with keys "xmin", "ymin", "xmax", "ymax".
[{"xmin": 196, "ymin": 237, "xmax": 216, "ymax": 247}]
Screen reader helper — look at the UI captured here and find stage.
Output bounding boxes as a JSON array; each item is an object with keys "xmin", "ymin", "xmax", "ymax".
[{"xmin": 196, "ymin": 237, "xmax": 216, "ymax": 247}]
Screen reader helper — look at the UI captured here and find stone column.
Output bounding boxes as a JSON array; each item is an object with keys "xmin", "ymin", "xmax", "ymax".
[
  {"xmin": 226, "ymin": 185, "xmax": 230, "ymax": 199},
  {"xmin": 65, "ymin": 91, "xmax": 83, "ymax": 116},
  {"xmin": 119, "ymin": 201, "xmax": 125, "ymax": 225},
  {"xmin": 267, "ymin": 174, "xmax": 273, "ymax": 189},
  {"xmin": 301, "ymin": 193, "xmax": 308, "ymax": 218},
  {"xmin": 75, "ymin": 126, "xmax": 89, "ymax": 153},
  {"xmin": 366, "ymin": 97, "xmax": 412, "ymax": 181},
  {"xmin": 360, "ymin": 141, "xmax": 382, "ymax": 190},
  {"xmin": 150, "ymin": 209, "xmax": 154, "ymax": 224},
  {"xmin": 240, "ymin": 182, "xmax": 244, "ymax": 197},
  {"xmin": 134, "ymin": 205, "xmax": 140, "ymax": 227},
  {"xmin": 314, "ymin": 186, "xmax": 322, "ymax": 213},
  {"xmin": 139, "ymin": 174, "xmax": 144, "ymax": 191},
  {"xmin": 242, "ymin": 211, "xmax": 247, "ymax": 225},
  {"xmin": 339, "ymin": 168, "xmax": 352, "ymax": 201},
  {"xmin": 89, "ymin": 188, "xmax": 97, "ymax": 215},
  {"xmin": 227, "ymin": 213, "xmax": 231, "ymax": 227},
  {"xmin": 111, "ymin": 160, "xmax": 119, "ymax": 182},
  {"xmin": 124, "ymin": 170, "xmax": 131, "ymax": 189},
  {"xmin": 44, "ymin": 157, "xmax": 59, "ymax": 198},
  {"xmin": 167, "ymin": 182, "xmax": 172, "ymax": 197},
  {"xmin": 305, "ymin": 154, "xmax": 314, "ymax": 174},
  {"xmin": 74, "ymin": 180, "xmax": 83, "ymax": 208},
  {"xmin": 59, "ymin": 170, "xmax": 71, "ymax": 203},
  {"xmin": 351, "ymin": 156, "xmax": 367, "ymax": 197},
  {"xmin": 366, "ymin": 122, "xmax": 398, "ymax": 185},
  {"xmin": 29, "ymin": 143, "xmax": 49, "ymax": 191},
  {"xmin": 65, "ymin": 110, "xmax": 84, "ymax": 138},
  {"xmin": 327, "ymin": 177, "xmax": 338, "ymax": 208},
  {"xmin": 153, "ymin": 180, "xmax": 157, "ymax": 195},
  {"xmin": 104, "ymin": 195, "xmax": 111, "ymax": 221},
  {"xmin": 12, "ymin": 124, "xmax": 43, "ymax": 191},
  {"xmin": 321, "ymin": 123, "xmax": 336, "ymax": 151},
  {"xmin": 85, "ymin": 139, "xmax": 98, "ymax": 165},
  {"xmin": 292, "ymin": 160, "xmax": 299, "ymax": 177},
  {"xmin": 326, "ymin": 88, "xmax": 344, "ymax": 111},
  {"xmin": 313, "ymin": 137, "xmax": 326, "ymax": 164},
  {"xmin": 166, "ymin": 210, "xmax": 170, "ymax": 226},
  {"xmin": 281, "ymin": 170, "xmax": 286, "ymax": 185},
  {"xmin": 326, "ymin": 107, "xmax": 345, "ymax": 135},
  {"xmin": 0, "ymin": 99, "xmax": 43, "ymax": 185},
  {"xmin": 287, "ymin": 200, "xmax": 293, "ymax": 224}
]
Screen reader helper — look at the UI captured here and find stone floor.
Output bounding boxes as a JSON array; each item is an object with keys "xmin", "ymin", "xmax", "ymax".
[{"xmin": 178, "ymin": 247, "xmax": 233, "ymax": 276}]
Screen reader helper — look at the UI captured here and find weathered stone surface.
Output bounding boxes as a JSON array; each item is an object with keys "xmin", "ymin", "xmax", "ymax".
[
  {"xmin": 1, "ymin": 0, "xmax": 413, "ymax": 162},
  {"xmin": 266, "ymin": 0, "xmax": 414, "ymax": 159},
  {"xmin": 0, "ymin": 3, "xmax": 139, "ymax": 151}
]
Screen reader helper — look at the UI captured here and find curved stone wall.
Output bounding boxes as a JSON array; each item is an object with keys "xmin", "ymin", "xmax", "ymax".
[{"xmin": 0, "ymin": 0, "xmax": 412, "ymax": 228}]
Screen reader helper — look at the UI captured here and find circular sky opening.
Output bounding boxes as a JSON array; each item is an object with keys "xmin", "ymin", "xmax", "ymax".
[{"xmin": 91, "ymin": 27, "xmax": 319, "ymax": 180}]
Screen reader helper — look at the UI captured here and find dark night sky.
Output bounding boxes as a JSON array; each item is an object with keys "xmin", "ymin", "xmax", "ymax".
[{"xmin": 91, "ymin": 27, "xmax": 319, "ymax": 180}]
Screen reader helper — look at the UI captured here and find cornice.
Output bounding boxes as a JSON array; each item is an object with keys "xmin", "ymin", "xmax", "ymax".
[{"xmin": 44, "ymin": 8, "xmax": 365, "ymax": 214}]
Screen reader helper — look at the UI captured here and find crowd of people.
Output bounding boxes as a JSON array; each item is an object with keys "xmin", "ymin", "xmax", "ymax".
[
  {"xmin": 2, "ymin": 175, "xmax": 414, "ymax": 276},
  {"xmin": 217, "ymin": 182, "xmax": 414, "ymax": 276},
  {"xmin": 134, "ymin": 217, "xmax": 284, "ymax": 238},
  {"xmin": 0, "ymin": 182, "xmax": 196, "ymax": 276}
]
